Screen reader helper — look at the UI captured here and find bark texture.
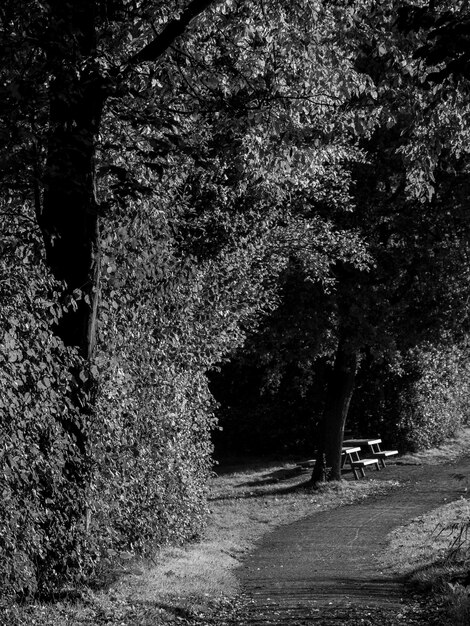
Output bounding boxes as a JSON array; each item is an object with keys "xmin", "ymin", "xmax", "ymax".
[
  {"xmin": 34, "ymin": 1, "xmax": 106, "ymax": 459},
  {"xmin": 312, "ymin": 339, "xmax": 358, "ymax": 482},
  {"xmin": 39, "ymin": 0, "xmax": 103, "ymax": 362}
]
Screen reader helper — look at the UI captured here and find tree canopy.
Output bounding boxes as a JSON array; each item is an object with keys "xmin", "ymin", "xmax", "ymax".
[{"xmin": 2, "ymin": 0, "xmax": 470, "ymax": 596}]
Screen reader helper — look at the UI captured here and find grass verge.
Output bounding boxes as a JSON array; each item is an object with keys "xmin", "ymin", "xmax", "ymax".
[
  {"xmin": 0, "ymin": 464, "xmax": 397, "ymax": 625},
  {"xmin": 3, "ymin": 427, "xmax": 470, "ymax": 626},
  {"xmin": 383, "ymin": 491, "xmax": 470, "ymax": 625}
]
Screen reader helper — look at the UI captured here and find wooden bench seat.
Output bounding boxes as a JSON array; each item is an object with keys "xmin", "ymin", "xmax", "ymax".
[
  {"xmin": 373, "ymin": 450, "xmax": 398, "ymax": 468},
  {"xmin": 350, "ymin": 458, "xmax": 380, "ymax": 479}
]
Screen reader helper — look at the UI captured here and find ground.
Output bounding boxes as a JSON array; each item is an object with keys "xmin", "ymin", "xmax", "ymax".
[
  {"xmin": 2, "ymin": 430, "xmax": 470, "ymax": 625},
  {"xmin": 233, "ymin": 457, "xmax": 470, "ymax": 624}
]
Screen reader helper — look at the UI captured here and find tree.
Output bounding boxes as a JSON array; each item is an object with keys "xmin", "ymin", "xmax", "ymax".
[
  {"xmin": 209, "ymin": 0, "xmax": 470, "ymax": 482},
  {"xmin": 311, "ymin": 0, "xmax": 470, "ymax": 480},
  {"xmin": 1, "ymin": 0, "xmax": 379, "ymax": 591},
  {"xmin": 2, "ymin": 0, "xmax": 373, "ymax": 428}
]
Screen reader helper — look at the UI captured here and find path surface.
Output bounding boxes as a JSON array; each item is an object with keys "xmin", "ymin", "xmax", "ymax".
[{"xmin": 234, "ymin": 457, "xmax": 470, "ymax": 625}]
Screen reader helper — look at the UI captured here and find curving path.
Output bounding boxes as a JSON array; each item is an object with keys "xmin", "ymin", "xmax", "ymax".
[{"xmin": 234, "ymin": 458, "xmax": 470, "ymax": 625}]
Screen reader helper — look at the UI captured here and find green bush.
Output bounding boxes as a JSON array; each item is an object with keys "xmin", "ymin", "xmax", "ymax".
[
  {"xmin": 0, "ymin": 106, "xmax": 288, "ymax": 595},
  {"xmin": 0, "ymin": 221, "xmax": 96, "ymax": 597},
  {"xmin": 93, "ymin": 366, "xmax": 214, "ymax": 557},
  {"xmin": 397, "ymin": 342, "xmax": 470, "ymax": 451},
  {"xmin": 348, "ymin": 341, "xmax": 470, "ymax": 452},
  {"xmin": 0, "ymin": 201, "xmax": 268, "ymax": 595},
  {"xmin": 88, "ymin": 140, "xmax": 284, "ymax": 561}
]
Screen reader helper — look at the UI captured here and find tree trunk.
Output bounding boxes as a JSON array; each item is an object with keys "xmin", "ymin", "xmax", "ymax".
[
  {"xmin": 40, "ymin": 1, "xmax": 103, "ymax": 362},
  {"xmin": 311, "ymin": 340, "xmax": 358, "ymax": 483},
  {"xmin": 33, "ymin": 3, "xmax": 106, "ymax": 591},
  {"xmin": 36, "ymin": 1, "xmax": 105, "ymax": 459},
  {"xmin": 42, "ymin": 77, "xmax": 103, "ymax": 357}
]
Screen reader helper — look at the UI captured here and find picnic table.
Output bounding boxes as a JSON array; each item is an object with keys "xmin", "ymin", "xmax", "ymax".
[
  {"xmin": 343, "ymin": 438, "xmax": 399, "ymax": 469},
  {"xmin": 296, "ymin": 438, "xmax": 398, "ymax": 480}
]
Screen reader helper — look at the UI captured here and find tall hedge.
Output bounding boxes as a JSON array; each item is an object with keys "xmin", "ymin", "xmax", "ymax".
[
  {"xmin": 337, "ymin": 342, "xmax": 470, "ymax": 451},
  {"xmin": 396, "ymin": 342, "xmax": 470, "ymax": 450},
  {"xmin": 0, "ymin": 215, "xmax": 93, "ymax": 596},
  {"xmin": 85, "ymin": 115, "xmax": 290, "ymax": 571}
]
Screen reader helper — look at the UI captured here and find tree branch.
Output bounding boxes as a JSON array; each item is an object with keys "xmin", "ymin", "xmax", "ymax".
[{"xmin": 129, "ymin": 0, "xmax": 219, "ymax": 64}]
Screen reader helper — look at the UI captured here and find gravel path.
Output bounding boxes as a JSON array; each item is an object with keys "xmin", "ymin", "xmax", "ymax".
[{"xmin": 233, "ymin": 457, "xmax": 470, "ymax": 625}]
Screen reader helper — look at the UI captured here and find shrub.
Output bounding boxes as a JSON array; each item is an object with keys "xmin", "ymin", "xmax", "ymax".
[
  {"xmin": 348, "ymin": 341, "xmax": 470, "ymax": 452},
  {"xmin": 0, "ymin": 218, "xmax": 96, "ymax": 597},
  {"xmin": 89, "ymin": 147, "xmax": 284, "ymax": 561},
  {"xmin": 397, "ymin": 342, "xmax": 470, "ymax": 450}
]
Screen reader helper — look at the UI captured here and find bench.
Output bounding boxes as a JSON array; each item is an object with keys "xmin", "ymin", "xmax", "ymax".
[
  {"xmin": 342, "ymin": 446, "xmax": 381, "ymax": 479},
  {"xmin": 349, "ymin": 458, "xmax": 380, "ymax": 479},
  {"xmin": 372, "ymin": 449, "xmax": 399, "ymax": 468},
  {"xmin": 341, "ymin": 446, "xmax": 361, "ymax": 470}
]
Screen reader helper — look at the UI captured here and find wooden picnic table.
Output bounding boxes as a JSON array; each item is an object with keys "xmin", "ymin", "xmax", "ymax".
[
  {"xmin": 296, "ymin": 438, "xmax": 398, "ymax": 479},
  {"xmin": 343, "ymin": 438, "xmax": 399, "ymax": 468}
]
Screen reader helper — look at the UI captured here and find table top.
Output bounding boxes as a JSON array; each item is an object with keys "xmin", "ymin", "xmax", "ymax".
[{"xmin": 343, "ymin": 438, "xmax": 382, "ymax": 446}]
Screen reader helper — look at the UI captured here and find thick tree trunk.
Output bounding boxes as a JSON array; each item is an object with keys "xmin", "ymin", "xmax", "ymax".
[
  {"xmin": 311, "ymin": 340, "xmax": 358, "ymax": 483},
  {"xmin": 36, "ymin": 1, "xmax": 106, "ymax": 457},
  {"xmin": 31, "ymin": 4, "xmax": 105, "ymax": 591},
  {"xmin": 40, "ymin": 1, "xmax": 103, "ymax": 362},
  {"xmin": 41, "ymin": 74, "xmax": 103, "ymax": 361}
]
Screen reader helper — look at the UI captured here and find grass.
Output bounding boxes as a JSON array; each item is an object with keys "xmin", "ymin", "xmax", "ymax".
[
  {"xmin": 384, "ymin": 498, "xmax": 470, "ymax": 583},
  {"xmin": 3, "ymin": 428, "xmax": 470, "ymax": 625},
  {"xmin": 383, "ymin": 498, "xmax": 470, "ymax": 626},
  {"xmin": 380, "ymin": 430, "xmax": 470, "ymax": 626},
  {"xmin": 0, "ymin": 463, "xmax": 397, "ymax": 625}
]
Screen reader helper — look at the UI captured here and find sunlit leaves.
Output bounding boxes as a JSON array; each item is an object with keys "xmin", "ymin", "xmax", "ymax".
[
  {"xmin": 7, "ymin": 0, "xmax": 470, "ymax": 594},
  {"xmin": 0, "ymin": 204, "xmax": 91, "ymax": 596}
]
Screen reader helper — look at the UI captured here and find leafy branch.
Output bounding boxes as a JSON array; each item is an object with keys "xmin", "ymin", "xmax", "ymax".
[{"xmin": 129, "ymin": 0, "xmax": 220, "ymax": 64}]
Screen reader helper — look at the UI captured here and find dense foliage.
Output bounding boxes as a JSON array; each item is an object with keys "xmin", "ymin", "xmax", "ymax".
[
  {"xmin": 214, "ymin": 0, "xmax": 470, "ymax": 469},
  {"xmin": 397, "ymin": 342, "xmax": 470, "ymax": 450},
  {"xmin": 2, "ymin": 0, "xmax": 470, "ymax": 597},
  {"xmin": 0, "ymin": 207, "xmax": 90, "ymax": 595}
]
